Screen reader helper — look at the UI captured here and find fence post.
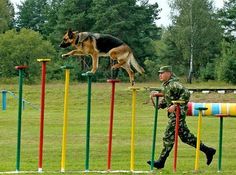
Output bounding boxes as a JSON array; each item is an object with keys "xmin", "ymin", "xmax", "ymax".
[{"xmin": 2, "ymin": 90, "xmax": 7, "ymax": 111}]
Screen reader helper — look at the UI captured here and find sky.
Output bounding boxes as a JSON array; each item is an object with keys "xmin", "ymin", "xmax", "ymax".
[{"xmin": 10, "ymin": 0, "xmax": 225, "ymax": 27}]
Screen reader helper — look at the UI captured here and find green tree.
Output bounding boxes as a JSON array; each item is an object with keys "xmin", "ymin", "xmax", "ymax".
[
  {"xmin": 218, "ymin": 0, "xmax": 236, "ymax": 41},
  {"xmin": 169, "ymin": 0, "xmax": 222, "ymax": 83},
  {"xmin": 152, "ymin": 28, "xmax": 185, "ymax": 74},
  {"xmin": 0, "ymin": 0, "xmax": 14, "ymax": 33},
  {"xmin": 0, "ymin": 28, "xmax": 56, "ymax": 82},
  {"xmin": 215, "ymin": 40, "xmax": 236, "ymax": 84},
  {"xmin": 54, "ymin": 0, "xmax": 93, "ymax": 36},
  {"xmin": 16, "ymin": 0, "xmax": 49, "ymax": 35},
  {"xmin": 44, "ymin": 0, "xmax": 63, "ymax": 42}
]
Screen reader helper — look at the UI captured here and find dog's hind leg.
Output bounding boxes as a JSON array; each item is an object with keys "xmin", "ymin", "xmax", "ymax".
[
  {"xmin": 109, "ymin": 47, "xmax": 129, "ymax": 69},
  {"xmin": 109, "ymin": 46, "xmax": 134, "ymax": 84},
  {"xmin": 121, "ymin": 63, "xmax": 135, "ymax": 85},
  {"xmin": 111, "ymin": 59, "xmax": 126, "ymax": 69}
]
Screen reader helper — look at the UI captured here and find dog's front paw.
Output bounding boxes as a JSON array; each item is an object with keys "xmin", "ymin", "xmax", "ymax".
[
  {"xmin": 131, "ymin": 80, "xmax": 135, "ymax": 86},
  {"xmin": 90, "ymin": 69, "xmax": 96, "ymax": 73},
  {"xmin": 62, "ymin": 54, "xmax": 69, "ymax": 58},
  {"xmin": 86, "ymin": 71, "xmax": 95, "ymax": 74}
]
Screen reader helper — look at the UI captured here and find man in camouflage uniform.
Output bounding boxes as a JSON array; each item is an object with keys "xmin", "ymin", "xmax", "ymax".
[{"xmin": 147, "ymin": 66, "xmax": 216, "ymax": 169}]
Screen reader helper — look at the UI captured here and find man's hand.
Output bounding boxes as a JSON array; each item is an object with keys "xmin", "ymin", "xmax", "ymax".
[
  {"xmin": 167, "ymin": 105, "xmax": 176, "ymax": 113},
  {"xmin": 150, "ymin": 91, "xmax": 159, "ymax": 107},
  {"xmin": 150, "ymin": 91, "xmax": 159, "ymax": 98}
]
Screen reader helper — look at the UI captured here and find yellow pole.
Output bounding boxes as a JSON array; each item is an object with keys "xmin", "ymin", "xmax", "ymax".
[
  {"xmin": 129, "ymin": 87, "xmax": 140, "ymax": 171},
  {"xmin": 194, "ymin": 107, "xmax": 208, "ymax": 171},
  {"xmin": 60, "ymin": 66, "xmax": 73, "ymax": 172}
]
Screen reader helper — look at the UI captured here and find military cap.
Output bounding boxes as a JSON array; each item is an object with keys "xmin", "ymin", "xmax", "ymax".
[{"xmin": 158, "ymin": 66, "xmax": 172, "ymax": 73}]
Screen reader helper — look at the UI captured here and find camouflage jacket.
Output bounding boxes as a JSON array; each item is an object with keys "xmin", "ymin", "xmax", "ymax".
[{"xmin": 159, "ymin": 74, "xmax": 190, "ymax": 111}]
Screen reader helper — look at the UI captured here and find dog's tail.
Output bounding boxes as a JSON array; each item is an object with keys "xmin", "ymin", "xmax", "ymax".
[{"xmin": 129, "ymin": 53, "xmax": 145, "ymax": 74}]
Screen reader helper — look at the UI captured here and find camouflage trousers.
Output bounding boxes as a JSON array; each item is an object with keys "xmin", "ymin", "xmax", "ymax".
[{"xmin": 159, "ymin": 110, "xmax": 198, "ymax": 159}]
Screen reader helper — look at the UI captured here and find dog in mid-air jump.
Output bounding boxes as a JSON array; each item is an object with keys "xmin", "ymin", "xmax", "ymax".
[{"xmin": 59, "ymin": 29, "xmax": 145, "ymax": 85}]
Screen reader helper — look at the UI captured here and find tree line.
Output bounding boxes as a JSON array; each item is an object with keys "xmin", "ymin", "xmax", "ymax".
[{"xmin": 0, "ymin": 0, "xmax": 236, "ymax": 84}]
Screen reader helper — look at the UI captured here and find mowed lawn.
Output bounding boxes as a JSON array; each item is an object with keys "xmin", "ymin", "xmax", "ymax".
[{"xmin": 0, "ymin": 81, "xmax": 236, "ymax": 175}]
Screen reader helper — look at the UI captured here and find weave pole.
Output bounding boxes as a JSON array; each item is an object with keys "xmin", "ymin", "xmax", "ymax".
[
  {"xmin": 82, "ymin": 72, "xmax": 93, "ymax": 171},
  {"xmin": 60, "ymin": 65, "xmax": 74, "ymax": 172},
  {"xmin": 15, "ymin": 65, "xmax": 28, "ymax": 172},
  {"xmin": 128, "ymin": 86, "xmax": 140, "ymax": 171},
  {"xmin": 107, "ymin": 79, "xmax": 120, "ymax": 171},
  {"xmin": 37, "ymin": 58, "xmax": 51, "ymax": 173},
  {"xmin": 215, "ymin": 114, "xmax": 228, "ymax": 172},
  {"xmin": 150, "ymin": 93, "xmax": 163, "ymax": 170},
  {"xmin": 172, "ymin": 100, "xmax": 185, "ymax": 173},
  {"xmin": 194, "ymin": 107, "xmax": 208, "ymax": 171}
]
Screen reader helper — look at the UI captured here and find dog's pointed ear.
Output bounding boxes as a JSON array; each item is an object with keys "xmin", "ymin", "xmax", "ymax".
[{"xmin": 68, "ymin": 28, "xmax": 74, "ymax": 39}]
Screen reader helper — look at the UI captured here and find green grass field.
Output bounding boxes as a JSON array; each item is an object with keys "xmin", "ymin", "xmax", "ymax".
[{"xmin": 0, "ymin": 81, "xmax": 236, "ymax": 175}]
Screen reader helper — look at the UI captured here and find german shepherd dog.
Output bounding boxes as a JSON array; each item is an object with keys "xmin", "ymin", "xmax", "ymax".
[{"xmin": 60, "ymin": 29, "xmax": 145, "ymax": 85}]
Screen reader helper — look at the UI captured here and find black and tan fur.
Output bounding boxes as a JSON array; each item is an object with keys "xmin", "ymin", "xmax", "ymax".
[{"xmin": 60, "ymin": 29, "xmax": 144, "ymax": 85}]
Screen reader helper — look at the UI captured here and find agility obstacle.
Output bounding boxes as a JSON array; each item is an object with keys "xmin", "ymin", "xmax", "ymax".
[
  {"xmin": 187, "ymin": 102, "xmax": 236, "ymax": 116},
  {"xmin": 150, "ymin": 93, "xmax": 163, "ymax": 171},
  {"xmin": 37, "ymin": 58, "xmax": 51, "ymax": 173},
  {"xmin": 148, "ymin": 92, "xmax": 236, "ymax": 172},
  {"xmin": 194, "ymin": 107, "xmax": 208, "ymax": 171},
  {"xmin": 82, "ymin": 71, "xmax": 94, "ymax": 171},
  {"xmin": 128, "ymin": 86, "xmax": 140, "ymax": 171},
  {"xmin": 172, "ymin": 100, "xmax": 185, "ymax": 172},
  {"xmin": 107, "ymin": 79, "xmax": 120, "ymax": 171},
  {"xmin": 15, "ymin": 65, "xmax": 28, "ymax": 172},
  {"xmin": 2, "ymin": 67, "xmax": 236, "ymax": 173},
  {"xmin": 60, "ymin": 65, "xmax": 74, "ymax": 172},
  {"xmin": 216, "ymin": 114, "xmax": 228, "ymax": 172}
]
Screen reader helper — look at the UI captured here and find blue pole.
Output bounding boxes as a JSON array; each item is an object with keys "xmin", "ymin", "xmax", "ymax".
[{"xmin": 2, "ymin": 90, "xmax": 7, "ymax": 111}]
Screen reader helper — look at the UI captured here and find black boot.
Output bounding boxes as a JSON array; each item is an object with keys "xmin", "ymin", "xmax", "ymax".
[
  {"xmin": 200, "ymin": 144, "xmax": 216, "ymax": 165},
  {"xmin": 147, "ymin": 152, "xmax": 169, "ymax": 169}
]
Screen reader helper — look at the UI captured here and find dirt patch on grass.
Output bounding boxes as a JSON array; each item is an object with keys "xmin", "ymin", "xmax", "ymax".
[{"xmin": 190, "ymin": 92, "xmax": 236, "ymax": 103}]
